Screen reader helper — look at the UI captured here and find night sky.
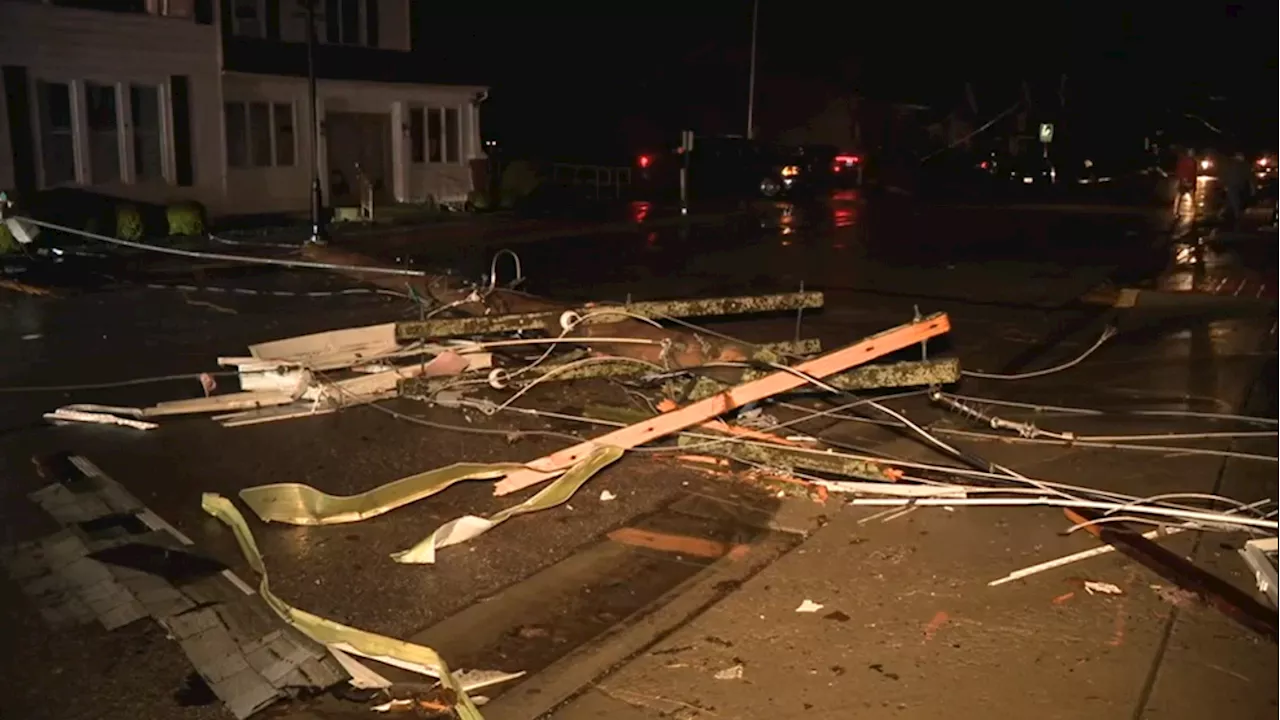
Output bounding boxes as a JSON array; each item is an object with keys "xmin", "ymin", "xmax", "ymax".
[{"xmin": 420, "ymin": 2, "xmax": 1277, "ymax": 157}]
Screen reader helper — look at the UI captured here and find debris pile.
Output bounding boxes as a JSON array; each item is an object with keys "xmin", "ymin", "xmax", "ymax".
[{"xmin": 6, "ymin": 235, "xmax": 1277, "ymax": 717}]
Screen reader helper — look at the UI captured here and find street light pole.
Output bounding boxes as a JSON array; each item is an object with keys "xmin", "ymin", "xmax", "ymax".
[
  {"xmin": 746, "ymin": 0, "xmax": 759, "ymax": 140},
  {"xmin": 304, "ymin": 0, "xmax": 326, "ymax": 245}
]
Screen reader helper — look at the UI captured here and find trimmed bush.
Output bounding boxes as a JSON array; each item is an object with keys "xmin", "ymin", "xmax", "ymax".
[
  {"xmin": 467, "ymin": 189, "xmax": 491, "ymax": 211},
  {"xmin": 499, "ymin": 161, "xmax": 540, "ymax": 209},
  {"xmin": 115, "ymin": 203, "xmax": 144, "ymax": 241},
  {"xmin": 0, "ymin": 220, "xmax": 17, "ymax": 255},
  {"xmin": 166, "ymin": 200, "xmax": 206, "ymax": 237}
]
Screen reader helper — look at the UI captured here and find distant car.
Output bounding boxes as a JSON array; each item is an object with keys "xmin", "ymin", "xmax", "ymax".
[
  {"xmin": 1254, "ymin": 153, "xmax": 1277, "ymax": 182},
  {"xmin": 635, "ymin": 136, "xmax": 838, "ymax": 201},
  {"xmin": 1004, "ymin": 153, "xmax": 1057, "ymax": 188}
]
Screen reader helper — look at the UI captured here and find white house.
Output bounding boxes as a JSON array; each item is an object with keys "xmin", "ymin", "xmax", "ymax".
[{"xmin": 0, "ymin": 0, "xmax": 487, "ymax": 218}]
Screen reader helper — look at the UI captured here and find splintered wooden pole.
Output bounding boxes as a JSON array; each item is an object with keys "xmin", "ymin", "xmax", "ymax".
[
  {"xmin": 301, "ymin": 244, "xmax": 806, "ymax": 367},
  {"xmin": 493, "ymin": 313, "xmax": 951, "ymax": 496},
  {"xmin": 394, "ymin": 292, "xmax": 825, "ymax": 340}
]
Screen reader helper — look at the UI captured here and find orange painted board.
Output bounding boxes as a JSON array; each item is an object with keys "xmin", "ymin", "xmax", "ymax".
[
  {"xmin": 607, "ymin": 527, "xmax": 740, "ymax": 559},
  {"xmin": 494, "ymin": 313, "xmax": 950, "ymax": 495}
]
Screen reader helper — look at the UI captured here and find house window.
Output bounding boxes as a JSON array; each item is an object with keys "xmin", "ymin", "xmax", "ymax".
[
  {"xmin": 36, "ymin": 81, "xmax": 75, "ymax": 187},
  {"xmin": 146, "ymin": 0, "xmax": 193, "ymax": 17},
  {"xmin": 232, "ymin": 0, "xmax": 264, "ymax": 37},
  {"xmin": 426, "ymin": 108, "xmax": 442, "ymax": 163},
  {"xmin": 273, "ymin": 103, "xmax": 295, "ymax": 166},
  {"xmin": 444, "ymin": 107, "xmax": 460, "ymax": 163},
  {"xmin": 130, "ymin": 85, "xmax": 164, "ymax": 182},
  {"xmin": 85, "ymin": 82, "xmax": 122, "ymax": 184},
  {"xmin": 324, "ymin": 0, "xmax": 372, "ymax": 46},
  {"xmin": 224, "ymin": 101, "xmax": 296, "ymax": 169},
  {"xmin": 409, "ymin": 107, "xmax": 424, "ymax": 163},
  {"xmin": 248, "ymin": 102, "xmax": 271, "ymax": 166}
]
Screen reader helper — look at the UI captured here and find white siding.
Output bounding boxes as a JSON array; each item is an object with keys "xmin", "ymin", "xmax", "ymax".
[
  {"xmin": 0, "ymin": 2, "xmax": 222, "ymax": 211},
  {"xmin": 222, "ymin": 72, "xmax": 484, "ymax": 214}
]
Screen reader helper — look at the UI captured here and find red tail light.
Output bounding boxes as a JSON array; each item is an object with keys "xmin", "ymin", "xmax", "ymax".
[
  {"xmin": 834, "ymin": 154, "xmax": 860, "ymax": 166},
  {"xmin": 637, "ymin": 154, "xmax": 652, "ymax": 169}
]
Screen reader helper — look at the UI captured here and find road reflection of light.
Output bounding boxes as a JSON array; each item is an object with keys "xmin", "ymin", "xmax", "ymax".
[
  {"xmin": 1174, "ymin": 244, "xmax": 1199, "ymax": 265},
  {"xmin": 276, "ymin": 527, "xmax": 322, "ymax": 559},
  {"xmin": 833, "ymin": 208, "xmax": 855, "ymax": 228},
  {"xmin": 831, "ymin": 190, "xmax": 858, "ymax": 202},
  {"xmin": 778, "ymin": 204, "xmax": 795, "ymax": 238},
  {"xmin": 646, "ymin": 231, "xmax": 658, "ymax": 246},
  {"xmin": 630, "ymin": 201, "xmax": 651, "ymax": 224}
]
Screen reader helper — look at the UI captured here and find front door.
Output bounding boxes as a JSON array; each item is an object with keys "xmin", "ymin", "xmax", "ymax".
[{"xmin": 325, "ymin": 112, "xmax": 392, "ymax": 206}]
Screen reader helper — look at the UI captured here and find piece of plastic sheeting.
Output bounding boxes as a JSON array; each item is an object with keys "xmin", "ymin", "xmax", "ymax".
[
  {"xmin": 201, "ymin": 493, "xmax": 487, "ymax": 720},
  {"xmin": 391, "ymin": 446, "xmax": 624, "ymax": 565},
  {"xmin": 238, "ymin": 462, "xmax": 524, "ymax": 526}
]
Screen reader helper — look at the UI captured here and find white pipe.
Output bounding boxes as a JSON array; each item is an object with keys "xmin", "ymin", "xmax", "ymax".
[
  {"xmin": 988, "ymin": 527, "xmax": 1180, "ymax": 587},
  {"xmin": 846, "ymin": 497, "xmax": 1278, "ymax": 530}
]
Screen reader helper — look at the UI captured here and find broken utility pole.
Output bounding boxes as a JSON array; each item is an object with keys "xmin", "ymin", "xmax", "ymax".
[{"xmin": 303, "ymin": 244, "xmax": 822, "ymax": 368}]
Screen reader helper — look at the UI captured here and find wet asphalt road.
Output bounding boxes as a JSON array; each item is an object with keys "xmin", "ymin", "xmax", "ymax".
[{"xmin": 0, "ymin": 194, "xmax": 1275, "ymax": 720}]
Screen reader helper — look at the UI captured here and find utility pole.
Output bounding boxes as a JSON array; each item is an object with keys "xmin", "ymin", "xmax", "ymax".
[
  {"xmin": 304, "ymin": 0, "xmax": 326, "ymax": 245},
  {"xmin": 746, "ymin": 0, "xmax": 759, "ymax": 139}
]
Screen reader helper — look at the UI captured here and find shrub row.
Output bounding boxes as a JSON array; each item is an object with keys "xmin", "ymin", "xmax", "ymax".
[{"xmin": 114, "ymin": 200, "xmax": 206, "ymax": 241}]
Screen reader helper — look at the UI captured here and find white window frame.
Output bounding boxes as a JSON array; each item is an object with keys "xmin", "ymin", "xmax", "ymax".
[
  {"xmin": 411, "ymin": 106, "xmax": 464, "ymax": 166},
  {"xmin": 31, "ymin": 77, "xmax": 80, "ymax": 190},
  {"xmin": 442, "ymin": 106, "xmax": 462, "ymax": 164},
  {"xmin": 326, "ymin": 0, "xmax": 370, "ymax": 47},
  {"xmin": 126, "ymin": 83, "xmax": 171, "ymax": 185},
  {"xmin": 408, "ymin": 106, "xmax": 425, "ymax": 164},
  {"xmin": 271, "ymin": 102, "xmax": 297, "ymax": 167},
  {"xmin": 82, "ymin": 80, "xmax": 126, "ymax": 185},
  {"xmin": 231, "ymin": 0, "xmax": 266, "ymax": 38},
  {"xmin": 224, "ymin": 100, "xmax": 298, "ymax": 170}
]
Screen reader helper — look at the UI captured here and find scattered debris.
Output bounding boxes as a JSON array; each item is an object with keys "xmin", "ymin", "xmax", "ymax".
[
  {"xmin": 599, "ymin": 490, "xmax": 617, "ymax": 502},
  {"xmin": 1083, "ymin": 581, "xmax": 1124, "ymax": 596},
  {"xmin": 202, "ymin": 494, "xmax": 512, "ymax": 720},
  {"xmin": 2, "ymin": 453, "xmax": 348, "ymax": 719},
  {"xmin": 493, "ymin": 314, "xmax": 950, "ymax": 496},
  {"xmin": 44, "ymin": 323, "xmax": 491, "ymax": 428},
  {"xmin": 923, "ymin": 611, "xmax": 950, "ymax": 640},
  {"xmin": 44, "ymin": 408, "xmax": 159, "ymax": 431},
  {"xmin": 795, "ymin": 599, "xmax": 824, "ymax": 613},
  {"xmin": 1238, "ymin": 536, "xmax": 1278, "ymax": 608},
  {"xmin": 198, "ymin": 372, "xmax": 217, "ymax": 397},
  {"xmin": 713, "ymin": 663, "xmax": 744, "ymax": 680},
  {"xmin": 1150, "ymin": 584, "xmax": 1200, "ymax": 609}
]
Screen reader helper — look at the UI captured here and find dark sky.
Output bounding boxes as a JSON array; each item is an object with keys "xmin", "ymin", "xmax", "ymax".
[{"xmin": 421, "ymin": 2, "xmax": 1277, "ymax": 154}]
